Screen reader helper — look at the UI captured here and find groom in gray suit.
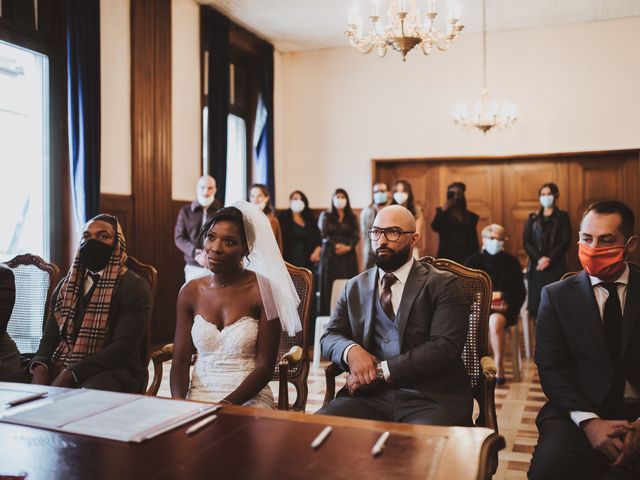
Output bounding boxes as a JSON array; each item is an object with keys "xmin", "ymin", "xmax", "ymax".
[{"xmin": 318, "ymin": 205, "xmax": 472, "ymax": 425}]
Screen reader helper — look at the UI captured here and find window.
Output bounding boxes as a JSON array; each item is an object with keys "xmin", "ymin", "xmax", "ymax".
[
  {"xmin": 224, "ymin": 113, "xmax": 247, "ymax": 205},
  {"xmin": 0, "ymin": 40, "xmax": 49, "ymax": 262}
]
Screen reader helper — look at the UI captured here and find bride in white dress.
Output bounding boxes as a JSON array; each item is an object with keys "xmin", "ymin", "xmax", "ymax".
[{"xmin": 170, "ymin": 202, "xmax": 301, "ymax": 408}]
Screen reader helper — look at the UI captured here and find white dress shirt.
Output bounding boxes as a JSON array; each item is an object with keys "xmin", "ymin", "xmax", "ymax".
[
  {"xmin": 570, "ymin": 265, "xmax": 639, "ymax": 426},
  {"xmin": 342, "ymin": 258, "xmax": 415, "ymax": 382}
]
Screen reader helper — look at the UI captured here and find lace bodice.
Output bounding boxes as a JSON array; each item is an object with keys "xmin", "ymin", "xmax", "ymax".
[{"xmin": 187, "ymin": 315, "xmax": 275, "ymax": 409}]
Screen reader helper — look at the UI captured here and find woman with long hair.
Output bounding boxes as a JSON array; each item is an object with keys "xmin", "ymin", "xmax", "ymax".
[
  {"xmin": 523, "ymin": 182, "xmax": 571, "ymax": 318},
  {"xmin": 277, "ymin": 190, "xmax": 321, "ymax": 270},
  {"xmin": 391, "ymin": 179, "xmax": 424, "ymax": 258},
  {"xmin": 249, "ymin": 183, "xmax": 283, "ymax": 252},
  {"xmin": 317, "ymin": 188, "xmax": 359, "ymax": 315}
]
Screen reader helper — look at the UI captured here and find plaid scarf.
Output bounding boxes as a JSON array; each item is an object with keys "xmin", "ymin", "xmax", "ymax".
[{"xmin": 51, "ymin": 218, "xmax": 128, "ymax": 375}]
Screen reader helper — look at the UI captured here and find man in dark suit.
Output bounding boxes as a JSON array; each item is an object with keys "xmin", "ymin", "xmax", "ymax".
[
  {"xmin": 529, "ymin": 201, "xmax": 640, "ymax": 479},
  {"xmin": 0, "ymin": 264, "xmax": 21, "ymax": 380},
  {"xmin": 318, "ymin": 205, "xmax": 472, "ymax": 425},
  {"xmin": 175, "ymin": 175, "xmax": 222, "ymax": 282},
  {"xmin": 9, "ymin": 214, "xmax": 152, "ymax": 393}
]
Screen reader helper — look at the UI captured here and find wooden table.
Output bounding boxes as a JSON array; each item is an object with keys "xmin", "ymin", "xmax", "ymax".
[{"xmin": 0, "ymin": 383, "xmax": 504, "ymax": 480}]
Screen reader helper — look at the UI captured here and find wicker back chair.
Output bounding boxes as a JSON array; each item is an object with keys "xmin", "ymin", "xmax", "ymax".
[
  {"xmin": 419, "ymin": 256, "xmax": 498, "ymax": 430},
  {"xmin": 322, "ymin": 256, "xmax": 499, "ymax": 431},
  {"xmin": 5, "ymin": 254, "xmax": 60, "ymax": 358},
  {"xmin": 125, "ymin": 256, "xmax": 158, "ymax": 393},
  {"xmin": 148, "ymin": 262, "xmax": 314, "ymax": 411}
]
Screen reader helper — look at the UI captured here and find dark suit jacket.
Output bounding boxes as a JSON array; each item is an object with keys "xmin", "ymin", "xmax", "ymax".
[
  {"xmin": 320, "ymin": 260, "xmax": 473, "ymax": 424},
  {"xmin": 174, "ymin": 199, "xmax": 222, "ymax": 266},
  {"xmin": 535, "ymin": 266, "xmax": 640, "ymax": 420},
  {"xmin": 32, "ymin": 270, "xmax": 152, "ymax": 388}
]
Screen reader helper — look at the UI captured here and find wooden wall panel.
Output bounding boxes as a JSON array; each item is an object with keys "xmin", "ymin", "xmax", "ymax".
[
  {"xmin": 100, "ymin": 194, "xmax": 135, "ymax": 252},
  {"xmin": 131, "ymin": 0, "xmax": 174, "ymax": 345},
  {"xmin": 373, "ymin": 150, "xmax": 640, "ymax": 272}
]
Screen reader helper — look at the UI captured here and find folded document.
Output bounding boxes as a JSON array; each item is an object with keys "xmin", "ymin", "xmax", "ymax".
[{"xmin": 0, "ymin": 389, "xmax": 218, "ymax": 442}]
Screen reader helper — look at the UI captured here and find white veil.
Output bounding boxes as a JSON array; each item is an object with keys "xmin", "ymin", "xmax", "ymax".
[{"xmin": 232, "ymin": 200, "xmax": 301, "ymax": 336}]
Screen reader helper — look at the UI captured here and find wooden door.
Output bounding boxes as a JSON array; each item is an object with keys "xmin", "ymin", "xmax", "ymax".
[{"xmin": 502, "ymin": 161, "xmax": 569, "ymax": 267}]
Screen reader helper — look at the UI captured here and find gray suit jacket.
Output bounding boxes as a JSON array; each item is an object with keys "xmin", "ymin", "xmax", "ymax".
[{"xmin": 320, "ymin": 260, "xmax": 473, "ymax": 424}]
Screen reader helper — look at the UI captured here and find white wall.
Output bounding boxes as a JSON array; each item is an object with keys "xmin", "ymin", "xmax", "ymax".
[
  {"xmin": 274, "ymin": 17, "xmax": 640, "ymax": 209},
  {"xmin": 171, "ymin": 0, "xmax": 202, "ymax": 201},
  {"xmin": 100, "ymin": 0, "xmax": 131, "ymax": 195}
]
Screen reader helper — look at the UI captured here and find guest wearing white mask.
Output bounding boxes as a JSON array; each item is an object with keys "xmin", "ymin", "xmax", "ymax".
[
  {"xmin": 278, "ymin": 190, "xmax": 321, "ymax": 270},
  {"xmin": 174, "ymin": 175, "xmax": 222, "ymax": 282},
  {"xmin": 360, "ymin": 182, "xmax": 391, "ymax": 270},
  {"xmin": 249, "ymin": 183, "xmax": 283, "ymax": 252},
  {"xmin": 465, "ymin": 224, "xmax": 526, "ymax": 383},
  {"xmin": 317, "ymin": 188, "xmax": 359, "ymax": 315},
  {"xmin": 391, "ymin": 180, "xmax": 424, "ymax": 258},
  {"xmin": 523, "ymin": 182, "xmax": 571, "ymax": 319}
]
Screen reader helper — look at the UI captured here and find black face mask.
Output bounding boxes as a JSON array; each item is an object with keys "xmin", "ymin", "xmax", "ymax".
[
  {"xmin": 79, "ymin": 239, "xmax": 114, "ymax": 272},
  {"xmin": 375, "ymin": 244, "xmax": 412, "ymax": 272}
]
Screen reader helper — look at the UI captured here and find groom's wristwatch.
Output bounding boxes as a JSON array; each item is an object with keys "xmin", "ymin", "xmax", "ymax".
[{"xmin": 375, "ymin": 363, "xmax": 385, "ymax": 381}]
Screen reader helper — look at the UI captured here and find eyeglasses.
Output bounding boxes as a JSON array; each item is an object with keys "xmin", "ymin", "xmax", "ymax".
[{"xmin": 368, "ymin": 227, "xmax": 415, "ymax": 242}]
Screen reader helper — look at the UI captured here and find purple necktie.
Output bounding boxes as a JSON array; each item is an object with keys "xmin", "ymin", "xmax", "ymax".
[{"xmin": 380, "ymin": 273, "xmax": 398, "ymax": 321}]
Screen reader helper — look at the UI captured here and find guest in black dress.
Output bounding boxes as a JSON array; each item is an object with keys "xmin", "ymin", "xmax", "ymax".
[
  {"xmin": 317, "ymin": 188, "xmax": 359, "ymax": 315},
  {"xmin": 465, "ymin": 224, "xmax": 526, "ymax": 383},
  {"xmin": 431, "ymin": 182, "xmax": 479, "ymax": 263},
  {"xmin": 278, "ymin": 190, "xmax": 321, "ymax": 270},
  {"xmin": 522, "ymin": 182, "xmax": 571, "ymax": 318}
]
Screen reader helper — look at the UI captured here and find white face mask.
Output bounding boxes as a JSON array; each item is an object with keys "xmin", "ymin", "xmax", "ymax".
[
  {"xmin": 373, "ymin": 191, "xmax": 388, "ymax": 205},
  {"xmin": 290, "ymin": 199, "xmax": 305, "ymax": 213},
  {"xmin": 540, "ymin": 195, "xmax": 555, "ymax": 209},
  {"xmin": 393, "ymin": 192, "xmax": 409, "ymax": 205},
  {"xmin": 483, "ymin": 239, "xmax": 504, "ymax": 255},
  {"xmin": 333, "ymin": 197, "xmax": 347, "ymax": 210},
  {"xmin": 197, "ymin": 193, "xmax": 215, "ymax": 208},
  {"xmin": 258, "ymin": 200, "xmax": 268, "ymax": 211}
]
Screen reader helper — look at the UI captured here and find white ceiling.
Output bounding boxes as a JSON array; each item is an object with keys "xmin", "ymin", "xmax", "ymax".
[{"xmin": 200, "ymin": 0, "xmax": 640, "ymax": 52}]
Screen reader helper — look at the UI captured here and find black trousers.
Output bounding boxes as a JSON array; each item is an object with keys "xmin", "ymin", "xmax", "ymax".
[
  {"xmin": 316, "ymin": 383, "xmax": 461, "ymax": 426},
  {"xmin": 528, "ymin": 403, "xmax": 640, "ymax": 480}
]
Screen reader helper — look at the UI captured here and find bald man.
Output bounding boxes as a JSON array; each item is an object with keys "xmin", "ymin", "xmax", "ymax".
[
  {"xmin": 175, "ymin": 175, "xmax": 222, "ymax": 282},
  {"xmin": 318, "ymin": 205, "xmax": 472, "ymax": 425}
]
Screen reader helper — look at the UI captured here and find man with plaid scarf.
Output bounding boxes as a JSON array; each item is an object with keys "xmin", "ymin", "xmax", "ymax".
[{"xmin": 18, "ymin": 214, "xmax": 151, "ymax": 393}]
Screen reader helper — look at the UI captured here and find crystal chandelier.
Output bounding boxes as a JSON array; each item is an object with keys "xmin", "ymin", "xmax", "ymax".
[
  {"xmin": 346, "ymin": 0, "xmax": 464, "ymax": 62},
  {"xmin": 453, "ymin": 0, "xmax": 517, "ymax": 133}
]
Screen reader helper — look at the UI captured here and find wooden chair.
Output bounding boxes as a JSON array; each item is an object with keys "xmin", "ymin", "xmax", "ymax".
[
  {"xmin": 322, "ymin": 256, "xmax": 500, "ymax": 432},
  {"xmin": 125, "ymin": 256, "xmax": 158, "ymax": 393},
  {"xmin": 147, "ymin": 262, "xmax": 314, "ymax": 412},
  {"xmin": 4, "ymin": 254, "xmax": 60, "ymax": 361}
]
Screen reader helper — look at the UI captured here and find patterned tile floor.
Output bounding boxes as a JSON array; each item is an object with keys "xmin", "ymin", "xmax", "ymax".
[{"xmin": 152, "ymin": 345, "xmax": 543, "ymax": 480}]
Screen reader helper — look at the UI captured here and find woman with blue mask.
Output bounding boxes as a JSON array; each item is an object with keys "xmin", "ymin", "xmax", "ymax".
[
  {"xmin": 523, "ymin": 182, "xmax": 571, "ymax": 319},
  {"xmin": 465, "ymin": 224, "xmax": 526, "ymax": 384},
  {"xmin": 360, "ymin": 182, "xmax": 391, "ymax": 270}
]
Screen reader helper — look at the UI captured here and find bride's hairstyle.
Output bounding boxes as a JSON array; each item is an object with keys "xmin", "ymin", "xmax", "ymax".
[{"xmin": 199, "ymin": 207, "xmax": 250, "ymax": 257}]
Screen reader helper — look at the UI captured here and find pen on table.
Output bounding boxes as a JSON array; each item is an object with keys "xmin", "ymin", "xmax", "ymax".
[
  {"xmin": 186, "ymin": 414, "xmax": 218, "ymax": 435},
  {"xmin": 6, "ymin": 392, "xmax": 48, "ymax": 408},
  {"xmin": 371, "ymin": 431, "xmax": 390, "ymax": 456},
  {"xmin": 310, "ymin": 426, "xmax": 332, "ymax": 449}
]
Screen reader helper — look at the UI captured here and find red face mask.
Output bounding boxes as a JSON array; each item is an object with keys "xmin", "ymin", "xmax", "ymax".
[{"xmin": 577, "ymin": 242, "xmax": 627, "ymax": 279}]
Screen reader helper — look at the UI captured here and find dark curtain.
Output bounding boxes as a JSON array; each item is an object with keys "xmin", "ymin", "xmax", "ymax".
[
  {"xmin": 66, "ymin": 0, "xmax": 100, "ymax": 224},
  {"xmin": 201, "ymin": 6, "xmax": 230, "ymax": 203},
  {"xmin": 256, "ymin": 42, "xmax": 275, "ymax": 199}
]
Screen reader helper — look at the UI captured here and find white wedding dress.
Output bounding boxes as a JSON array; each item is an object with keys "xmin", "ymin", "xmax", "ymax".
[{"xmin": 186, "ymin": 315, "xmax": 276, "ymax": 409}]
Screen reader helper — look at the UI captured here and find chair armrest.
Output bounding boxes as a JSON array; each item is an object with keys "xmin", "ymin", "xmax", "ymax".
[
  {"xmin": 478, "ymin": 355, "xmax": 499, "ymax": 432},
  {"xmin": 322, "ymin": 362, "xmax": 344, "ymax": 407},
  {"xmin": 480, "ymin": 356, "xmax": 497, "ymax": 379},
  {"xmin": 146, "ymin": 344, "xmax": 174, "ymax": 396},
  {"xmin": 277, "ymin": 346, "xmax": 303, "ymax": 411}
]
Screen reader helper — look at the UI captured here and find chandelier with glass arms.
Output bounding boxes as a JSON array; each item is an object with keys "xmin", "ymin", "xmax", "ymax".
[
  {"xmin": 346, "ymin": 0, "xmax": 464, "ymax": 62},
  {"xmin": 452, "ymin": 0, "xmax": 517, "ymax": 133}
]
